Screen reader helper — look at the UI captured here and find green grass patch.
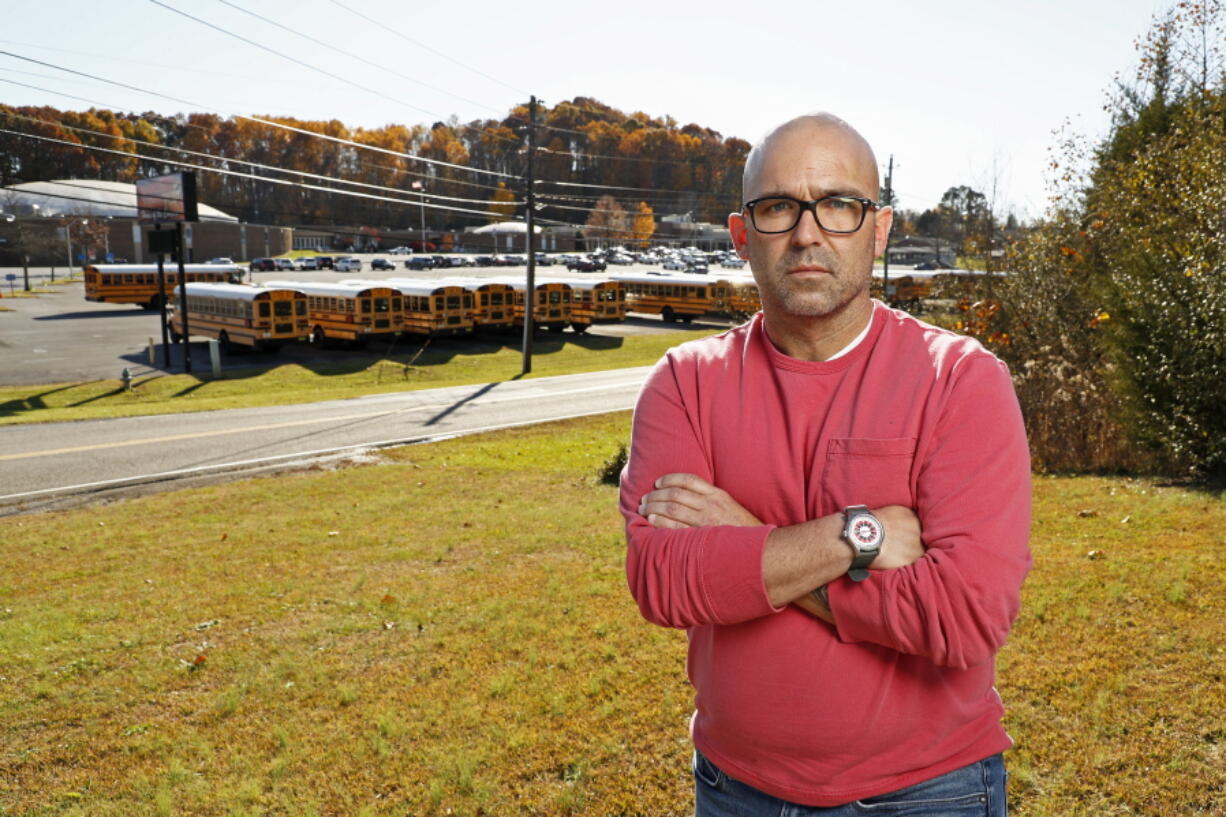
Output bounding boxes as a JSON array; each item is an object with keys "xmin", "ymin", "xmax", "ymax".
[
  {"xmin": 0, "ymin": 416, "xmax": 1221, "ymax": 815},
  {"xmin": 0, "ymin": 329, "xmax": 716, "ymax": 426}
]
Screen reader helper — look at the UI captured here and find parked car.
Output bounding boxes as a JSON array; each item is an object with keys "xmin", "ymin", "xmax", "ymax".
[
  {"xmin": 662, "ymin": 258, "xmax": 686, "ymax": 270},
  {"xmin": 686, "ymin": 262, "xmax": 709, "ymax": 274},
  {"xmin": 274, "ymin": 257, "xmax": 294, "ymax": 271},
  {"xmin": 534, "ymin": 253, "xmax": 555, "ymax": 266},
  {"xmin": 315, "ymin": 256, "xmax": 335, "ymax": 270},
  {"xmin": 208, "ymin": 257, "xmax": 235, "ymax": 265},
  {"xmin": 567, "ymin": 257, "xmax": 607, "ymax": 273},
  {"xmin": 474, "ymin": 256, "xmax": 495, "ymax": 267},
  {"xmin": 387, "ymin": 246, "xmax": 412, "ymax": 255},
  {"xmin": 334, "ymin": 256, "xmax": 362, "ymax": 272},
  {"xmin": 248, "ymin": 257, "xmax": 277, "ymax": 271},
  {"xmin": 913, "ymin": 261, "xmax": 941, "ymax": 270},
  {"xmin": 720, "ymin": 257, "xmax": 746, "ymax": 269},
  {"xmin": 370, "ymin": 258, "xmax": 394, "ymax": 271},
  {"xmin": 295, "ymin": 256, "xmax": 319, "ymax": 271},
  {"xmin": 407, "ymin": 256, "xmax": 435, "ymax": 270}
]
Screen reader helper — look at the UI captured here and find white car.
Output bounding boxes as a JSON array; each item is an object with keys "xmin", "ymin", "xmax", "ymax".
[
  {"xmin": 334, "ymin": 256, "xmax": 362, "ymax": 272},
  {"xmin": 662, "ymin": 258, "xmax": 686, "ymax": 270},
  {"xmin": 387, "ymin": 246, "xmax": 412, "ymax": 255},
  {"xmin": 720, "ymin": 257, "xmax": 746, "ymax": 269},
  {"xmin": 294, "ymin": 257, "xmax": 319, "ymax": 271},
  {"xmin": 274, "ymin": 258, "xmax": 294, "ymax": 271}
]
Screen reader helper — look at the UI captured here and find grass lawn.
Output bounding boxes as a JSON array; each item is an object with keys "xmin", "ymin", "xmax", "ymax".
[
  {"xmin": 0, "ymin": 328, "xmax": 718, "ymax": 427},
  {"xmin": 0, "ymin": 413, "xmax": 1221, "ymax": 816}
]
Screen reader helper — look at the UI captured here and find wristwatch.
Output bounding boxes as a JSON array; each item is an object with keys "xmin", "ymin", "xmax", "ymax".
[{"xmin": 841, "ymin": 505, "xmax": 883, "ymax": 582}]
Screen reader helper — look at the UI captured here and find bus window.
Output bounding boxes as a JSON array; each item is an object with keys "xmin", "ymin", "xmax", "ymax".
[
  {"xmin": 274, "ymin": 300, "xmax": 293, "ymax": 317},
  {"xmin": 549, "ymin": 291, "xmax": 561, "ymax": 304},
  {"xmin": 446, "ymin": 295, "xmax": 460, "ymax": 309},
  {"xmin": 463, "ymin": 295, "xmax": 472, "ymax": 308},
  {"xmin": 374, "ymin": 298, "xmax": 389, "ymax": 313},
  {"xmin": 392, "ymin": 297, "xmax": 402, "ymax": 311},
  {"xmin": 361, "ymin": 299, "xmax": 372, "ymax": 313},
  {"xmin": 259, "ymin": 302, "xmax": 271, "ymax": 318},
  {"xmin": 296, "ymin": 301, "xmax": 306, "ymax": 316}
]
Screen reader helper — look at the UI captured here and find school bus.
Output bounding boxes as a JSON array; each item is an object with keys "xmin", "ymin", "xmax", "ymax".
[
  {"xmin": 168, "ymin": 283, "xmax": 309, "ymax": 352},
  {"xmin": 375, "ymin": 278, "xmax": 475, "ymax": 336},
  {"xmin": 84, "ymin": 263, "xmax": 244, "ymax": 309},
  {"xmin": 609, "ymin": 272, "xmax": 731, "ymax": 323},
  {"xmin": 541, "ymin": 276, "xmax": 626, "ymax": 333},
  {"xmin": 264, "ymin": 280, "xmax": 403, "ymax": 345},
  {"xmin": 722, "ymin": 273, "xmax": 762, "ymax": 316},
  {"xmin": 445, "ymin": 278, "xmax": 517, "ymax": 332},
  {"xmin": 485, "ymin": 278, "xmax": 574, "ymax": 332}
]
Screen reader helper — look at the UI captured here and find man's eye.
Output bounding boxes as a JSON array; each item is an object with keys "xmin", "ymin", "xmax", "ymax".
[
  {"xmin": 826, "ymin": 197, "xmax": 857, "ymax": 210},
  {"xmin": 763, "ymin": 199, "xmax": 796, "ymax": 214}
]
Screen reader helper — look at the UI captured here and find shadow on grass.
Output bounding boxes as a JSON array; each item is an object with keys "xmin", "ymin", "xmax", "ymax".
[
  {"xmin": 0, "ymin": 382, "xmax": 98, "ymax": 417},
  {"xmin": 35, "ymin": 309, "xmax": 152, "ymax": 321}
]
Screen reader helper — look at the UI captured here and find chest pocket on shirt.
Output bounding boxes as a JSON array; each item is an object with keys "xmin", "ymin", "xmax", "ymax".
[{"xmin": 821, "ymin": 437, "xmax": 916, "ymax": 511}]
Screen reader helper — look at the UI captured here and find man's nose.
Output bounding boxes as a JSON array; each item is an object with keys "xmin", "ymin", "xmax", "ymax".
[{"xmin": 790, "ymin": 205, "xmax": 825, "ymax": 246}]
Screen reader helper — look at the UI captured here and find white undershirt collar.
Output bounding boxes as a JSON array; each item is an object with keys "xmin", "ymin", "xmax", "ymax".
[{"xmin": 824, "ymin": 318, "xmax": 872, "ymax": 362}]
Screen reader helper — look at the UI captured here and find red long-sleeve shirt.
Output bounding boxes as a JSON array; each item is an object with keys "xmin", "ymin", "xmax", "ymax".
[{"xmin": 620, "ymin": 302, "xmax": 1032, "ymax": 806}]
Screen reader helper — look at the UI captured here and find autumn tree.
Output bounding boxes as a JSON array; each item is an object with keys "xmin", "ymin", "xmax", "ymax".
[
  {"xmin": 487, "ymin": 181, "xmax": 517, "ymax": 221},
  {"xmin": 631, "ymin": 201, "xmax": 655, "ymax": 247},
  {"xmin": 965, "ymin": 0, "xmax": 1225, "ymax": 480},
  {"xmin": 585, "ymin": 194, "xmax": 628, "ymax": 246}
]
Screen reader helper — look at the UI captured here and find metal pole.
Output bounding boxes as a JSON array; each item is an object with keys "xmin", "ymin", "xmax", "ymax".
[
  {"xmin": 881, "ymin": 154, "xmax": 893, "ymax": 306},
  {"xmin": 521, "ymin": 95, "xmax": 538, "ymax": 376},
  {"xmin": 156, "ymin": 229, "xmax": 171, "ymax": 369},
  {"xmin": 176, "ymin": 222, "xmax": 192, "ymax": 373},
  {"xmin": 419, "ymin": 188, "xmax": 425, "ymax": 251}
]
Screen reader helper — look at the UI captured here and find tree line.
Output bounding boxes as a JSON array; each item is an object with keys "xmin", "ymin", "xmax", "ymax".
[{"xmin": 0, "ymin": 98, "xmax": 750, "ymax": 233}]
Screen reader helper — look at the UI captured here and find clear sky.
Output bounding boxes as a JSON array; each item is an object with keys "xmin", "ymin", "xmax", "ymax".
[{"xmin": 1, "ymin": 0, "xmax": 1168, "ymax": 223}]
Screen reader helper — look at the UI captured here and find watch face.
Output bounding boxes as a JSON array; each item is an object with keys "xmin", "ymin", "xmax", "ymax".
[{"xmin": 849, "ymin": 515, "xmax": 883, "ymax": 551}]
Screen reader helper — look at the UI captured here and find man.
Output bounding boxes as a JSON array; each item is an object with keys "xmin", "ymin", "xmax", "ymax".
[{"xmin": 619, "ymin": 113, "xmax": 1031, "ymax": 815}]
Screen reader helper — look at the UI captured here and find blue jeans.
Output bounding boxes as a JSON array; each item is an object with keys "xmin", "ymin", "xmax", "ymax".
[{"xmin": 693, "ymin": 749, "xmax": 1008, "ymax": 816}]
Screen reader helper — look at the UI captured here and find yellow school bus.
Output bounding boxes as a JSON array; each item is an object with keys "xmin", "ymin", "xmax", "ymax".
[
  {"xmin": 541, "ymin": 276, "xmax": 626, "ymax": 333},
  {"xmin": 723, "ymin": 273, "xmax": 762, "ymax": 316},
  {"xmin": 379, "ymin": 279, "xmax": 474, "ymax": 336},
  {"xmin": 445, "ymin": 278, "xmax": 518, "ymax": 332},
  {"xmin": 169, "ymin": 283, "xmax": 309, "ymax": 352},
  {"xmin": 84, "ymin": 263, "xmax": 243, "ymax": 310},
  {"xmin": 265, "ymin": 280, "xmax": 403, "ymax": 345},
  {"xmin": 609, "ymin": 272, "xmax": 731, "ymax": 323},
  {"xmin": 485, "ymin": 278, "xmax": 574, "ymax": 332}
]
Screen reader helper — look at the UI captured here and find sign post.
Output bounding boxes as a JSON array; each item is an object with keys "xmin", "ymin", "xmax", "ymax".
[{"xmin": 138, "ymin": 172, "xmax": 198, "ymax": 373}]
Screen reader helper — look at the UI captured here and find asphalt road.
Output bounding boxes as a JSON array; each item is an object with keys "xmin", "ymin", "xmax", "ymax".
[
  {"xmin": 0, "ymin": 365, "xmax": 651, "ymax": 515},
  {"xmin": 0, "ymin": 262, "xmax": 732, "ymax": 387}
]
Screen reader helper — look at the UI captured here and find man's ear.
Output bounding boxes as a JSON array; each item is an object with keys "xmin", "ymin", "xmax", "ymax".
[
  {"xmin": 873, "ymin": 207, "xmax": 894, "ymax": 258},
  {"xmin": 728, "ymin": 212, "xmax": 750, "ymax": 259}
]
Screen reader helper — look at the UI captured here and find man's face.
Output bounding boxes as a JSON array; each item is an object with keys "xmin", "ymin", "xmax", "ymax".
[{"xmin": 728, "ymin": 124, "xmax": 892, "ymax": 319}]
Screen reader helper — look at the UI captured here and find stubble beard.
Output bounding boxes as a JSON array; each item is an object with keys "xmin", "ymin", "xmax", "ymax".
[{"xmin": 757, "ymin": 250, "xmax": 868, "ymax": 318}]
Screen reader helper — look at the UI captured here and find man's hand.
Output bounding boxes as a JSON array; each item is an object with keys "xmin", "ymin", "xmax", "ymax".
[
  {"xmin": 869, "ymin": 505, "xmax": 925, "ymax": 571},
  {"xmin": 639, "ymin": 473, "xmax": 762, "ymax": 529}
]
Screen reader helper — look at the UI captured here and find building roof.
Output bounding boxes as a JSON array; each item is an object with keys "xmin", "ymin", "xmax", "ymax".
[{"xmin": 0, "ymin": 179, "xmax": 238, "ymax": 222}]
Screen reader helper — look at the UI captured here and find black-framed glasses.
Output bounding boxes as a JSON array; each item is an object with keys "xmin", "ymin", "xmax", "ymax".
[{"xmin": 742, "ymin": 195, "xmax": 881, "ymax": 234}]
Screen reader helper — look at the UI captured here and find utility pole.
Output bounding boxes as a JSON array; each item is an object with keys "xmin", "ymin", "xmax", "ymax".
[
  {"xmin": 521, "ymin": 95, "xmax": 538, "ymax": 376},
  {"xmin": 881, "ymin": 154, "xmax": 894, "ymax": 306}
]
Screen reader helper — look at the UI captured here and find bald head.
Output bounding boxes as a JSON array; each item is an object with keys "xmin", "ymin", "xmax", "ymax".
[{"xmin": 742, "ymin": 113, "xmax": 880, "ymax": 202}]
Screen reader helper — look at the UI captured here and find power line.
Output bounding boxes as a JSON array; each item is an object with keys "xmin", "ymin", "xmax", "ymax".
[
  {"xmin": 0, "ymin": 50, "xmax": 518, "ymax": 180},
  {"xmin": 0, "ymin": 109, "xmax": 524, "ymax": 209},
  {"xmin": 325, "ymin": 0, "xmax": 530, "ymax": 97},
  {"xmin": 0, "ymin": 76, "xmax": 515, "ymax": 195},
  {"xmin": 213, "ymin": 0, "xmax": 505, "ymax": 117},
  {"xmin": 0, "ymin": 128, "xmax": 520, "ymax": 222}
]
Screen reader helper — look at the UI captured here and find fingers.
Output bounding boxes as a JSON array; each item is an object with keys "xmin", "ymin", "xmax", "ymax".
[{"xmin": 654, "ymin": 472, "xmax": 717, "ymax": 494}]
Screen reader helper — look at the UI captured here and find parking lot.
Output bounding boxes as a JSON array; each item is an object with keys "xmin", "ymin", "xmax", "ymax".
[{"xmin": 0, "ymin": 260, "xmax": 735, "ymax": 388}]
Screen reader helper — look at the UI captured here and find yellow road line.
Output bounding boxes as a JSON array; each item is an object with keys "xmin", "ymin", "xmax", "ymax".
[{"xmin": 0, "ymin": 409, "xmax": 395, "ymax": 462}]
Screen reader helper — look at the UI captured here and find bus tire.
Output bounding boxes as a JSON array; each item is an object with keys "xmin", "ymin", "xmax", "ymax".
[
  {"xmin": 662, "ymin": 306, "xmax": 676, "ymax": 323},
  {"xmin": 145, "ymin": 294, "xmax": 162, "ymax": 311},
  {"xmin": 312, "ymin": 326, "xmax": 328, "ymax": 348},
  {"xmin": 571, "ymin": 323, "xmax": 589, "ymax": 334},
  {"xmin": 548, "ymin": 323, "xmax": 565, "ymax": 333},
  {"xmin": 219, "ymin": 331, "xmax": 236, "ymax": 355},
  {"xmin": 681, "ymin": 314, "xmax": 694, "ymax": 324}
]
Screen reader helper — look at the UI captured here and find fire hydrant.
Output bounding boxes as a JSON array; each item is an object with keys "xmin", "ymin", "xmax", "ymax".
[{"xmin": 121, "ymin": 367, "xmax": 133, "ymax": 392}]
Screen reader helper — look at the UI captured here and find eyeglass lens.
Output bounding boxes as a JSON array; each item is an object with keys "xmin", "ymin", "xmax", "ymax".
[{"xmin": 751, "ymin": 197, "xmax": 867, "ymax": 234}]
